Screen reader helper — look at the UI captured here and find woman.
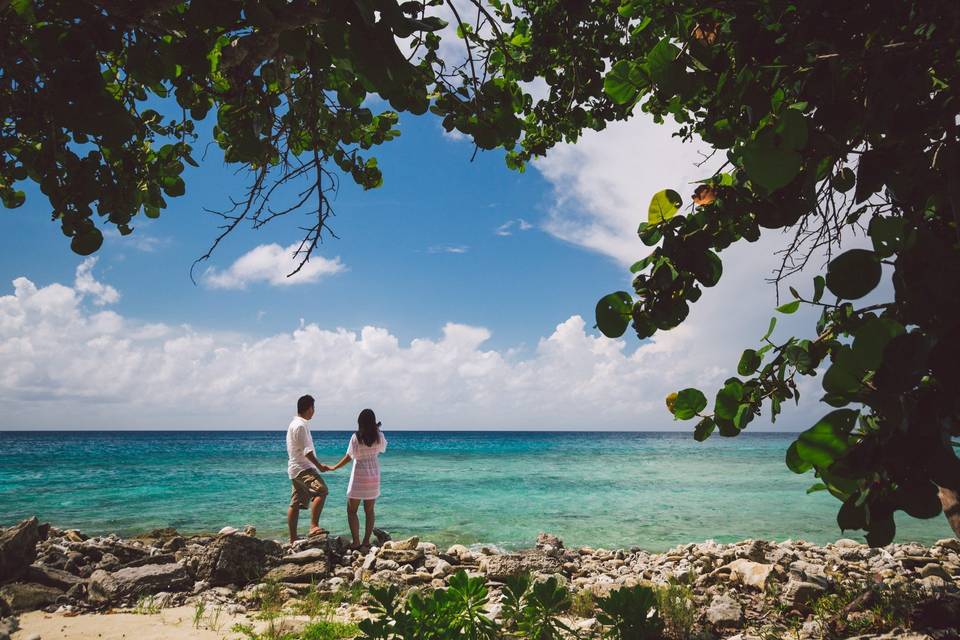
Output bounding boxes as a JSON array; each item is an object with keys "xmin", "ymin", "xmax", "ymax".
[{"xmin": 329, "ymin": 408, "xmax": 386, "ymax": 550}]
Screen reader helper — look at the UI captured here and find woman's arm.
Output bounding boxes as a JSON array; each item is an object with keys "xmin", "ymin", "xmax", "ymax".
[{"xmin": 330, "ymin": 453, "xmax": 352, "ymax": 471}]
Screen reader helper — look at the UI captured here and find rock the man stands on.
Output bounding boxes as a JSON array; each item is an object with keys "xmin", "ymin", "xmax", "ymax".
[{"xmin": 286, "ymin": 394, "xmax": 331, "ymax": 543}]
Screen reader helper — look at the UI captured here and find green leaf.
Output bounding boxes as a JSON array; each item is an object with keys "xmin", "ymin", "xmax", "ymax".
[
  {"xmin": 70, "ymin": 228, "xmax": 104, "ymax": 256},
  {"xmin": 806, "ymin": 482, "xmax": 828, "ymax": 494},
  {"xmin": 825, "ymin": 249, "xmax": 882, "ymax": 300},
  {"xmin": 637, "ymin": 222, "xmax": 663, "ymax": 246},
  {"xmin": 647, "ymin": 189, "xmax": 682, "ymax": 224},
  {"xmin": 795, "ymin": 409, "xmax": 859, "ymax": 469},
  {"xmin": 786, "ymin": 441, "xmax": 812, "ymax": 473},
  {"xmin": 864, "ymin": 513, "xmax": 895, "ymax": 547},
  {"xmin": 603, "ymin": 60, "xmax": 647, "ymax": 105},
  {"xmin": 714, "ymin": 385, "xmax": 740, "ymax": 421},
  {"xmin": 837, "ymin": 496, "xmax": 867, "ymax": 531},
  {"xmin": 595, "ymin": 291, "xmax": 633, "ymax": 338},
  {"xmin": 737, "ymin": 348, "xmax": 761, "ymax": 376},
  {"xmin": 776, "ymin": 300, "xmax": 801, "ymax": 314},
  {"xmin": 741, "ymin": 143, "xmax": 801, "ymax": 192},
  {"xmin": 672, "ymin": 388, "xmax": 707, "ymax": 420},
  {"xmin": 869, "ymin": 216, "xmax": 904, "ymax": 259},
  {"xmin": 812, "ymin": 275, "xmax": 825, "ymax": 303},
  {"xmin": 761, "ymin": 317, "xmax": 777, "ymax": 341},
  {"xmin": 832, "ymin": 167, "xmax": 855, "ymax": 192},
  {"xmin": 774, "ymin": 109, "xmax": 808, "ymax": 150},
  {"xmin": 694, "ymin": 417, "xmax": 716, "ymax": 442},
  {"xmin": 851, "ymin": 318, "xmax": 905, "ymax": 371},
  {"xmin": 733, "ymin": 403, "xmax": 754, "ymax": 430}
]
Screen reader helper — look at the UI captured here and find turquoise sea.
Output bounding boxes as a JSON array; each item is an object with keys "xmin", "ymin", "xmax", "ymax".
[{"xmin": 0, "ymin": 431, "xmax": 952, "ymax": 552}]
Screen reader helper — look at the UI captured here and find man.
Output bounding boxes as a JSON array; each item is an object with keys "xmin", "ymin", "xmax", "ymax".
[{"xmin": 286, "ymin": 394, "xmax": 331, "ymax": 543}]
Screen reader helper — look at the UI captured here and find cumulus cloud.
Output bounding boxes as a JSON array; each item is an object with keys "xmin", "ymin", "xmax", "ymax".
[
  {"xmin": 204, "ymin": 243, "xmax": 345, "ymax": 290},
  {"xmin": 73, "ymin": 258, "xmax": 119, "ymax": 306},
  {"xmin": 0, "ymin": 262, "xmax": 823, "ymax": 430}
]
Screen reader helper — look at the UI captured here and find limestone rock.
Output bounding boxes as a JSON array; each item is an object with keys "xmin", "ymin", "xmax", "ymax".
[
  {"xmin": 0, "ymin": 582, "xmax": 63, "ymax": 613},
  {"xmin": 87, "ymin": 563, "xmax": 191, "ymax": 604},
  {"xmin": 377, "ymin": 548, "xmax": 424, "ymax": 565},
  {"xmin": 196, "ymin": 533, "xmax": 283, "ymax": 586},
  {"xmin": 23, "ymin": 565, "xmax": 84, "ymax": 591},
  {"xmin": 0, "ymin": 517, "xmax": 40, "ymax": 582},
  {"xmin": 723, "ymin": 559, "xmax": 776, "ymax": 590},
  {"xmin": 706, "ymin": 593, "xmax": 742, "ymax": 626},
  {"xmin": 782, "ymin": 579, "xmax": 826, "ymax": 608},
  {"xmin": 481, "ymin": 553, "xmax": 562, "ymax": 582},
  {"xmin": 262, "ymin": 560, "xmax": 329, "ymax": 584},
  {"xmin": 284, "ymin": 548, "xmax": 327, "ymax": 565},
  {"xmin": 0, "ymin": 615, "xmax": 18, "ymax": 640},
  {"xmin": 537, "ymin": 533, "xmax": 563, "ymax": 549},
  {"xmin": 919, "ymin": 562, "xmax": 951, "ymax": 580},
  {"xmin": 391, "ymin": 536, "xmax": 420, "ymax": 551}
]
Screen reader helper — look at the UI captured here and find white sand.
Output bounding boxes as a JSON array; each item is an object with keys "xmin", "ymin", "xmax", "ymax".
[{"xmin": 10, "ymin": 605, "xmax": 320, "ymax": 640}]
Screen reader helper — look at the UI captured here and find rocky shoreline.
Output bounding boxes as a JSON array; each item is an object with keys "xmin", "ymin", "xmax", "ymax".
[{"xmin": 1, "ymin": 517, "xmax": 959, "ymax": 639}]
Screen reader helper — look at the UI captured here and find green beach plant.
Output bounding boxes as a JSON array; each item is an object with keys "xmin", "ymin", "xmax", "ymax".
[
  {"xmin": 192, "ymin": 599, "xmax": 207, "ymax": 629},
  {"xmin": 570, "ymin": 589, "xmax": 596, "ymax": 619},
  {"xmin": 515, "ymin": 576, "xmax": 574, "ymax": 640},
  {"xmin": 656, "ymin": 580, "xmax": 695, "ymax": 640},
  {"xmin": 596, "ymin": 585, "xmax": 663, "ymax": 640},
  {"xmin": 133, "ymin": 594, "xmax": 161, "ymax": 615}
]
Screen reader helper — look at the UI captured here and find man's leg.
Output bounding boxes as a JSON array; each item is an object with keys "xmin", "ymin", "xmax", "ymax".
[
  {"xmin": 347, "ymin": 498, "xmax": 361, "ymax": 546},
  {"xmin": 309, "ymin": 493, "xmax": 327, "ymax": 535},
  {"xmin": 287, "ymin": 505, "xmax": 300, "ymax": 544}
]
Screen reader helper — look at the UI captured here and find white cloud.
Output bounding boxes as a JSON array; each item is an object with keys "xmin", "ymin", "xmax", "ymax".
[
  {"xmin": 0, "ymin": 263, "xmax": 823, "ymax": 430},
  {"xmin": 427, "ymin": 244, "xmax": 469, "ymax": 254},
  {"xmin": 73, "ymin": 258, "xmax": 119, "ymax": 306},
  {"xmin": 495, "ymin": 219, "xmax": 534, "ymax": 236},
  {"xmin": 204, "ymin": 243, "xmax": 345, "ymax": 290}
]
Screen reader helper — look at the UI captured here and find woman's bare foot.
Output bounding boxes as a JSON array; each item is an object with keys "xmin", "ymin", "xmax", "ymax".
[{"xmin": 308, "ymin": 526, "xmax": 328, "ymax": 538}]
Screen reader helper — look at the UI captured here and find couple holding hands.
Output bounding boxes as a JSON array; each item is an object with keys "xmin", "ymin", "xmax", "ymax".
[{"xmin": 286, "ymin": 394, "xmax": 386, "ymax": 551}]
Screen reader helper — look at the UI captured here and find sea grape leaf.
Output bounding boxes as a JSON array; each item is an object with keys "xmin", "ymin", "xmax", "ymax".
[
  {"xmin": 648, "ymin": 189, "xmax": 682, "ymax": 224},
  {"xmin": 595, "ymin": 291, "xmax": 633, "ymax": 338},
  {"xmin": 825, "ymin": 249, "xmax": 882, "ymax": 300}
]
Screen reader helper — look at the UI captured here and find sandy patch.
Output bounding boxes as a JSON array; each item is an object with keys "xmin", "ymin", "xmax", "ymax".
[{"xmin": 12, "ymin": 605, "xmax": 257, "ymax": 640}]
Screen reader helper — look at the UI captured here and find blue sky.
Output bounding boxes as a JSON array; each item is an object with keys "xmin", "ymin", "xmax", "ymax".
[{"xmin": 0, "ymin": 105, "xmax": 841, "ymax": 430}]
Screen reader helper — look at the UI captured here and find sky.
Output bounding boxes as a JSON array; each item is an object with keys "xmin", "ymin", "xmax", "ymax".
[{"xmin": 0, "ymin": 99, "xmax": 848, "ymax": 430}]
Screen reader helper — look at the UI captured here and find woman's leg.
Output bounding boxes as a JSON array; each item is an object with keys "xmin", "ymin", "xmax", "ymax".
[
  {"xmin": 347, "ymin": 498, "xmax": 361, "ymax": 546},
  {"xmin": 362, "ymin": 499, "xmax": 376, "ymax": 545}
]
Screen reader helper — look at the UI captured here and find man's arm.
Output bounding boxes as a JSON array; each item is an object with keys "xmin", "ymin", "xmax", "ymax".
[{"xmin": 305, "ymin": 450, "xmax": 329, "ymax": 472}]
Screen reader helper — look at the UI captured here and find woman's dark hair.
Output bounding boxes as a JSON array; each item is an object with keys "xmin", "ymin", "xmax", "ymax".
[{"xmin": 356, "ymin": 408, "xmax": 381, "ymax": 447}]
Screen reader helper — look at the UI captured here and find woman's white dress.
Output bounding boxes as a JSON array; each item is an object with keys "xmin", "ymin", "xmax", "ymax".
[{"xmin": 346, "ymin": 432, "xmax": 386, "ymax": 500}]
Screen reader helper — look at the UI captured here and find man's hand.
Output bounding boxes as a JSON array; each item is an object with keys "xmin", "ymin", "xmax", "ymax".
[{"xmin": 317, "ymin": 464, "xmax": 332, "ymax": 472}]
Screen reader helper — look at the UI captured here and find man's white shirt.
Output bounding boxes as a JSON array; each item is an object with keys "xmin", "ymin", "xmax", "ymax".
[{"xmin": 286, "ymin": 416, "xmax": 318, "ymax": 479}]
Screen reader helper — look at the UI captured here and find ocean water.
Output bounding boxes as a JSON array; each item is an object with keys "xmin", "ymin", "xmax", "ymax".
[{"xmin": 0, "ymin": 431, "xmax": 952, "ymax": 552}]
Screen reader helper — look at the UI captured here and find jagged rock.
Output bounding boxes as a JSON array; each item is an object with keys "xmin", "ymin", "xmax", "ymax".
[
  {"xmin": 481, "ymin": 553, "xmax": 563, "ymax": 582},
  {"xmin": 0, "ymin": 582, "xmax": 63, "ymax": 613},
  {"xmin": 0, "ymin": 615, "xmax": 18, "ymax": 640},
  {"xmin": 284, "ymin": 548, "xmax": 327, "ymax": 565},
  {"xmin": 262, "ymin": 560, "xmax": 329, "ymax": 583},
  {"xmin": 706, "ymin": 593, "xmax": 742, "ymax": 626},
  {"xmin": 722, "ymin": 559, "xmax": 776, "ymax": 590},
  {"xmin": 23, "ymin": 565, "xmax": 84, "ymax": 591},
  {"xmin": 390, "ymin": 536, "xmax": 420, "ymax": 551},
  {"xmin": 196, "ymin": 533, "xmax": 283, "ymax": 586},
  {"xmin": 432, "ymin": 559, "xmax": 454, "ymax": 578},
  {"xmin": 919, "ymin": 563, "xmax": 951, "ymax": 580},
  {"xmin": 935, "ymin": 538, "xmax": 960, "ymax": 553},
  {"xmin": 87, "ymin": 563, "xmax": 191, "ymax": 604},
  {"xmin": 372, "ymin": 528, "xmax": 391, "ymax": 546},
  {"xmin": 162, "ymin": 536, "xmax": 186, "ymax": 553},
  {"xmin": 782, "ymin": 578, "xmax": 826, "ymax": 608},
  {"xmin": 537, "ymin": 533, "xmax": 563, "ymax": 549},
  {"xmin": 0, "ymin": 517, "xmax": 40, "ymax": 582},
  {"xmin": 219, "ymin": 526, "xmax": 239, "ymax": 535},
  {"xmin": 0, "ymin": 595, "xmax": 9, "ymax": 617},
  {"xmin": 377, "ymin": 548, "xmax": 424, "ymax": 564}
]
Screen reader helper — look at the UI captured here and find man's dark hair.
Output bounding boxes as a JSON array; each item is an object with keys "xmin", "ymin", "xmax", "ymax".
[{"xmin": 297, "ymin": 395, "xmax": 314, "ymax": 415}]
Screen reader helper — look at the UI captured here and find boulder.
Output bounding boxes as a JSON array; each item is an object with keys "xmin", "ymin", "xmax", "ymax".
[
  {"xmin": 706, "ymin": 593, "xmax": 742, "ymax": 626},
  {"xmin": 723, "ymin": 559, "xmax": 776, "ymax": 590},
  {"xmin": 782, "ymin": 578, "xmax": 826, "ymax": 608},
  {"xmin": 481, "ymin": 553, "xmax": 563, "ymax": 582},
  {"xmin": 87, "ymin": 563, "xmax": 191, "ymax": 604},
  {"xmin": 23, "ymin": 565, "xmax": 84, "ymax": 591},
  {"xmin": 0, "ymin": 582, "xmax": 63, "ymax": 613},
  {"xmin": 262, "ymin": 560, "xmax": 329, "ymax": 583},
  {"xmin": 284, "ymin": 548, "xmax": 327, "ymax": 565},
  {"xmin": 372, "ymin": 528, "xmax": 391, "ymax": 546},
  {"xmin": 0, "ymin": 517, "xmax": 40, "ymax": 582},
  {"xmin": 196, "ymin": 534, "xmax": 283, "ymax": 586},
  {"xmin": 919, "ymin": 563, "xmax": 951, "ymax": 580},
  {"xmin": 536, "ymin": 533, "xmax": 564, "ymax": 549},
  {"xmin": 390, "ymin": 536, "xmax": 420, "ymax": 551},
  {"xmin": 377, "ymin": 548, "xmax": 424, "ymax": 565}
]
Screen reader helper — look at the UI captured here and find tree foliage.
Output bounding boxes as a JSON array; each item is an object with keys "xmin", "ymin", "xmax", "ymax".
[{"xmin": 3, "ymin": 0, "xmax": 960, "ymax": 543}]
